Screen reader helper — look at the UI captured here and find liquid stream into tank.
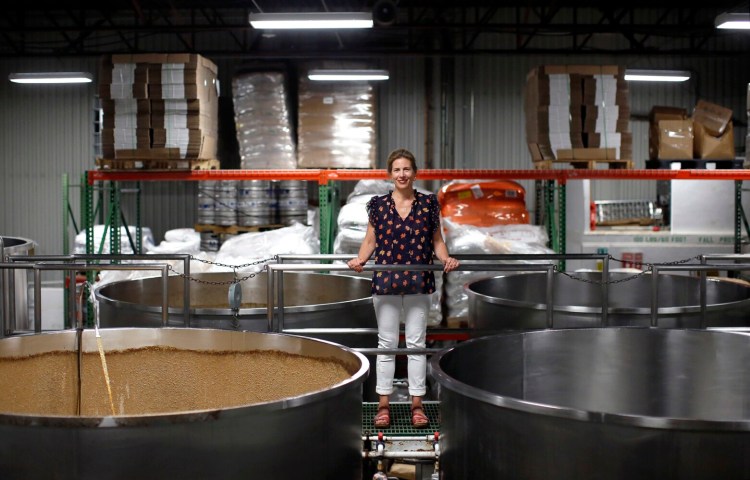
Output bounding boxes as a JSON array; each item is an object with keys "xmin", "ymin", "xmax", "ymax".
[
  {"xmin": 95, "ymin": 326, "xmax": 117, "ymax": 416},
  {"xmin": 77, "ymin": 286, "xmax": 116, "ymax": 416}
]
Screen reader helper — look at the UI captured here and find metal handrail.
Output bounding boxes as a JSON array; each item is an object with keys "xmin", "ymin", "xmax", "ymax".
[
  {"xmin": 265, "ymin": 262, "xmax": 557, "ymax": 344},
  {"xmin": 8, "ymin": 253, "xmax": 191, "ymax": 327},
  {"xmin": 274, "ymin": 252, "xmax": 611, "ymax": 327},
  {"xmin": 0, "ymin": 261, "xmax": 170, "ymax": 335}
]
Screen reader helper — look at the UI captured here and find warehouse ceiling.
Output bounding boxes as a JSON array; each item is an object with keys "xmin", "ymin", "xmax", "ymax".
[{"xmin": 2, "ymin": 1, "xmax": 749, "ymax": 58}]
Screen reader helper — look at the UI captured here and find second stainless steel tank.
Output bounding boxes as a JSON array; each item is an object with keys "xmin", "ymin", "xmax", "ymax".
[
  {"xmin": 431, "ymin": 328, "xmax": 750, "ymax": 479},
  {"xmin": 467, "ymin": 271, "xmax": 750, "ymax": 332}
]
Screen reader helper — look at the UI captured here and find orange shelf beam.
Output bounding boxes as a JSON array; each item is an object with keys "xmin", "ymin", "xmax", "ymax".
[{"xmin": 88, "ymin": 168, "xmax": 750, "ymax": 185}]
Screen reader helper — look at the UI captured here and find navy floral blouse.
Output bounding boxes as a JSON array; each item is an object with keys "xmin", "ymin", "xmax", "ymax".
[{"xmin": 366, "ymin": 190, "xmax": 441, "ymax": 295}]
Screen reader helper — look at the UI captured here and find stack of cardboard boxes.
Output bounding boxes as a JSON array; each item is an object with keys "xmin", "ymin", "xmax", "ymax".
[
  {"xmin": 524, "ymin": 65, "xmax": 632, "ymax": 167},
  {"xmin": 649, "ymin": 99, "xmax": 735, "ymax": 162},
  {"xmin": 98, "ymin": 53, "xmax": 219, "ymax": 168}
]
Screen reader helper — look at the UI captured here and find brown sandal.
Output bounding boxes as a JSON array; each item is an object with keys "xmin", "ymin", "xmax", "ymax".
[
  {"xmin": 373, "ymin": 406, "xmax": 391, "ymax": 428},
  {"xmin": 411, "ymin": 406, "xmax": 430, "ymax": 428}
]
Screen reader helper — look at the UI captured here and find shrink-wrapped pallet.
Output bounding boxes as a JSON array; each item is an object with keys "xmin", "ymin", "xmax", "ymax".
[
  {"xmin": 297, "ymin": 77, "xmax": 376, "ymax": 168},
  {"xmin": 232, "ymin": 71, "xmax": 297, "ymax": 169}
]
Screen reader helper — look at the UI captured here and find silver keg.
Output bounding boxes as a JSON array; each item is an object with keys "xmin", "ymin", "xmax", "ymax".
[
  {"xmin": 214, "ymin": 181, "xmax": 238, "ymax": 226},
  {"xmin": 238, "ymin": 180, "xmax": 273, "ymax": 227},
  {"xmin": 195, "ymin": 180, "xmax": 217, "ymax": 225},
  {"xmin": 275, "ymin": 180, "xmax": 308, "ymax": 225},
  {"xmin": 199, "ymin": 232, "xmax": 220, "ymax": 252}
]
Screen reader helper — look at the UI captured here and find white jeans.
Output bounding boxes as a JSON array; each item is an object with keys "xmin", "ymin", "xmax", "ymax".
[{"xmin": 372, "ymin": 294, "xmax": 430, "ymax": 397}]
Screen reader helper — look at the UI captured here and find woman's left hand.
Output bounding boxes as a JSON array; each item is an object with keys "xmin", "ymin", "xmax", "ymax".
[{"xmin": 443, "ymin": 257, "xmax": 459, "ymax": 273}]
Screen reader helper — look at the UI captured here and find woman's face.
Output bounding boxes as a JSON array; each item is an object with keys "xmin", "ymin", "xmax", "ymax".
[{"xmin": 390, "ymin": 157, "xmax": 416, "ymax": 191}]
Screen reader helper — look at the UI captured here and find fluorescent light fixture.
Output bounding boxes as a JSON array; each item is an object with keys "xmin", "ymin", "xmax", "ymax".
[
  {"xmin": 249, "ymin": 12, "xmax": 373, "ymax": 29},
  {"xmin": 8, "ymin": 72, "xmax": 93, "ymax": 84},
  {"xmin": 307, "ymin": 69, "xmax": 389, "ymax": 81},
  {"xmin": 624, "ymin": 69, "xmax": 691, "ymax": 82},
  {"xmin": 715, "ymin": 12, "xmax": 750, "ymax": 29}
]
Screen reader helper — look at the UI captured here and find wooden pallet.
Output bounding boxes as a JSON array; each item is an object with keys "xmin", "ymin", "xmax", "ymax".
[
  {"xmin": 194, "ymin": 223, "xmax": 284, "ymax": 234},
  {"xmin": 534, "ymin": 159, "xmax": 634, "ymax": 170},
  {"xmin": 96, "ymin": 158, "xmax": 220, "ymax": 171},
  {"xmin": 645, "ymin": 158, "xmax": 745, "ymax": 170}
]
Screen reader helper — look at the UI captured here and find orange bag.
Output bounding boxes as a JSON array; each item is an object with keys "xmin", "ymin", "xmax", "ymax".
[{"xmin": 438, "ymin": 180, "xmax": 529, "ymax": 226}]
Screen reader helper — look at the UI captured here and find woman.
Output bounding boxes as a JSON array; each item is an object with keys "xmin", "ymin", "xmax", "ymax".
[{"xmin": 347, "ymin": 148, "xmax": 459, "ymax": 428}]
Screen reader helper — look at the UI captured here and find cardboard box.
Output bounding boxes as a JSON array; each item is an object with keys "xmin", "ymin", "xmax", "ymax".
[
  {"xmin": 101, "ymin": 99, "xmax": 151, "ymax": 129},
  {"xmin": 110, "ymin": 53, "xmax": 217, "ymax": 73},
  {"xmin": 556, "ymin": 147, "xmax": 618, "ymax": 161},
  {"xmin": 694, "ymin": 121, "xmax": 735, "ymax": 159},
  {"xmin": 649, "ymin": 119, "xmax": 693, "ymax": 160},
  {"xmin": 692, "ymin": 99, "xmax": 733, "ymax": 136},
  {"xmin": 649, "ymin": 106, "xmax": 688, "ymax": 123}
]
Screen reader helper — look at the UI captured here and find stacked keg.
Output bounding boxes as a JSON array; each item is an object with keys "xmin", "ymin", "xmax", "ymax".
[
  {"xmin": 196, "ymin": 181, "xmax": 220, "ymax": 252},
  {"xmin": 238, "ymin": 180, "xmax": 274, "ymax": 226},
  {"xmin": 214, "ymin": 181, "xmax": 238, "ymax": 226},
  {"xmin": 196, "ymin": 181, "xmax": 217, "ymax": 225},
  {"xmin": 275, "ymin": 180, "xmax": 308, "ymax": 225},
  {"xmin": 199, "ymin": 232, "xmax": 220, "ymax": 252}
]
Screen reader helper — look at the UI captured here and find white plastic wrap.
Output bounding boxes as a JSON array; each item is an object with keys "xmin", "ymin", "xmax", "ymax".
[
  {"xmin": 213, "ymin": 222, "xmax": 319, "ymax": 273},
  {"xmin": 232, "ymin": 71, "xmax": 297, "ymax": 169},
  {"xmin": 74, "ymin": 225, "xmax": 155, "ymax": 255},
  {"xmin": 93, "ymin": 224, "xmax": 318, "ymax": 289},
  {"xmin": 297, "ymin": 79, "xmax": 376, "ymax": 168},
  {"xmin": 148, "ymin": 228, "xmax": 201, "ymax": 254},
  {"xmin": 443, "ymin": 218, "xmax": 555, "ymax": 319}
]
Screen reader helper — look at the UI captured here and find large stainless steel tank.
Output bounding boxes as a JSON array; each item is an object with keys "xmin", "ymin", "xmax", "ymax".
[
  {"xmin": 431, "ymin": 328, "xmax": 750, "ymax": 479},
  {"xmin": 95, "ymin": 271, "xmax": 376, "ymax": 347},
  {"xmin": 96, "ymin": 271, "xmax": 381, "ymax": 400},
  {"xmin": 0, "ymin": 328, "xmax": 368, "ymax": 479},
  {"xmin": 467, "ymin": 272, "xmax": 750, "ymax": 332},
  {"xmin": 1, "ymin": 236, "xmax": 36, "ymax": 332}
]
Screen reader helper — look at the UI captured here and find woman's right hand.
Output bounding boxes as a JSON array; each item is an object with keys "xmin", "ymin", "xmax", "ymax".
[{"xmin": 347, "ymin": 258, "xmax": 365, "ymax": 273}]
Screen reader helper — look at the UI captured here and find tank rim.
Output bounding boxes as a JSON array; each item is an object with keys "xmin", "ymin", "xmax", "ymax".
[
  {"xmin": 0, "ymin": 327, "xmax": 369, "ymax": 428},
  {"xmin": 94, "ymin": 272, "xmax": 374, "ymax": 314},
  {"xmin": 466, "ymin": 272, "xmax": 750, "ymax": 314},
  {"xmin": 430, "ymin": 327, "xmax": 750, "ymax": 432}
]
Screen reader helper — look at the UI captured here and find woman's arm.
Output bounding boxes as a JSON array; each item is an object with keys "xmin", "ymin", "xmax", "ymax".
[
  {"xmin": 432, "ymin": 223, "xmax": 459, "ymax": 272},
  {"xmin": 347, "ymin": 222, "xmax": 376, "ymax": 273}
]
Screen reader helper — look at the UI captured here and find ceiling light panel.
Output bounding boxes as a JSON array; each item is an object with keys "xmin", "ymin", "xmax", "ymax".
[
  {"xmin": 249, "ymin": 12, "xmax": 373, "ymax": 29},
  {"xmin": 8, "ymin": 72, "xmax": 93, "ymax": 84}
]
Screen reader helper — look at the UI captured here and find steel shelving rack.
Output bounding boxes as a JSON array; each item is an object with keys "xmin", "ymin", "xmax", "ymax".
[{"xmin": 84, "ymin": 168, "xmax": 750, "ymax": 258}]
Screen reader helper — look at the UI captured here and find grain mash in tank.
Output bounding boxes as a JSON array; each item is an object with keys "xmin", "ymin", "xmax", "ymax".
[{"xmin": 0, "ymin": 346, "xmax": 351, "ymax": 416}]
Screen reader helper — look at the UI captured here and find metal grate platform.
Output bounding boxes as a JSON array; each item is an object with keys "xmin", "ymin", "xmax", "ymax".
[{"xmin": 362, "ymin": 401, "xmax": 440, "ymax": 435}]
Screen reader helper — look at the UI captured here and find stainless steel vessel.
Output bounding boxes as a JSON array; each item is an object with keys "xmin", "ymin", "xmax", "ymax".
[
  {"xmin": 95, "ymin": 271, "xmax": 376, "ymax": 347},
  {"xmin": 1, "ymin": 236, "xmax": 36, "ymax": 332},
  {"xmin": 467, "ymin": 272, "xmax": 750, "ymax": 331},
  {"xmin": 95, "ymin": 271, "xmax": 381, "ymax": 400},
  {"xmin": 0, "ymin": 328, "xmax": 368, "ymax": 479},
  {"xmin": 431, "ymin": 328, "xmax": 750, "ymax": 479}
]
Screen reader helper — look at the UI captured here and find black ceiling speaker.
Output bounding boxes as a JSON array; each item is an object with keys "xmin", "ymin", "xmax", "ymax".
[{"xmin": 373, "ymin": 0, "xmax": 397, "ymax": 26}]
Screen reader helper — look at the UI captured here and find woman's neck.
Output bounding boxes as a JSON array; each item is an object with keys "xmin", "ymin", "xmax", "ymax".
[{"xmin": 392, "ymin": 187, "xmax": 415, "ymax": 202}]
